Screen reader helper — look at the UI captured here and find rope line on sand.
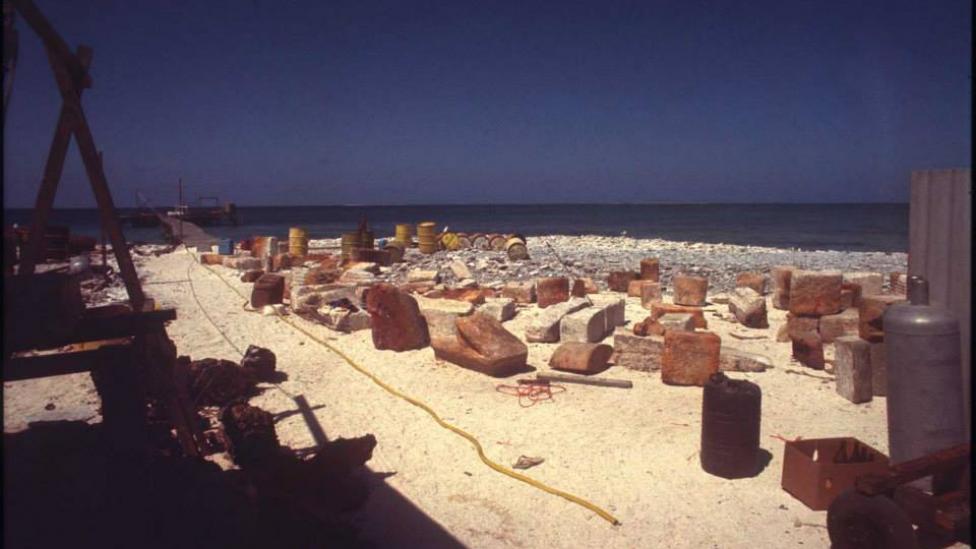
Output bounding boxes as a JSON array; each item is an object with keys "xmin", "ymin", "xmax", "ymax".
[{"xmin": 182, "ymin": 247, "xmax": 621, "ymax": 526}]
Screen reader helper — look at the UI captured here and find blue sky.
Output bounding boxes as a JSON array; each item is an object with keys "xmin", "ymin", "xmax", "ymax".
[{"xmin": 3, "ymin": 0, "xmax": 971, "ymax": 207}]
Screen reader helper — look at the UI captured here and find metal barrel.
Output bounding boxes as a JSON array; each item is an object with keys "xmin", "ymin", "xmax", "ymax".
[
  {"xmin": 487, "ymin": 233, "xmax": 508, "ymax": 251},
  {"xmin": 288, "ymin": 227, "xmax": 308, "ymax": 257},
  {"xmin": 395, "ymin": 223, "xmax": 414, "ymax": 244},
  {"xmin": 505, "ymin": 236, "xmax": 529, "ymax": 260},
  {"xmin": 417, "ymin": 221, "xmax": 438, "ymax": 254},
  {"xmin": 469, "ymin": 232, "xmax": 488, "ymax": 250},
  {"xmin": 455, "ymin": 232, "xmax": 472, "ymax": 249},
  {"xmin": 384, "ymin": 240, "xmax": 406, "ymax": 262},
  {"xmin": 441, "ymin": 232, "xmax": 460, "ymax": 251},
  {"xmin": 340, "ymin": 232, "xmax": 360, "ymax": 261},
  {"xmin": 361, "ymin": 230, "xmax": 374, "ymax": 250},
  {"xmin": 700, "ymin": 372, "xmax": 762, "ymax": 479}
]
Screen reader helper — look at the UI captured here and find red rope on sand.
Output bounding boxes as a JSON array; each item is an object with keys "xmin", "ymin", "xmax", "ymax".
[{"xmin": 495, "ymin": 381, "xmax": 566, "ymax": 408}]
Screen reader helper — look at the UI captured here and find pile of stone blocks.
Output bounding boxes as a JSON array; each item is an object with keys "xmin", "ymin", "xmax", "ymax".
[
  {"xmin": 832, "ymin": 290, "xmax": 906, "ymax": 403},
  {"xmin": 785, "ymin": 269, "xmax": 845, "ymax": 369},
  {"xmin": 525, "ymin": 294, "xmax": 625, "ymax": 344}
]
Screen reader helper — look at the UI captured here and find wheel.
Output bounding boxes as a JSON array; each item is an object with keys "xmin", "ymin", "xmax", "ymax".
[{"xmin": 827, "ymin": 488, "xmax": 919, "ymax": 549}]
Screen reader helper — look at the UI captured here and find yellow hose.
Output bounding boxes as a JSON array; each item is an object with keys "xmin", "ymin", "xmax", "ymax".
[{"xmin": 186, "ymin": 248, "xmax": 620, "ymax": 525}]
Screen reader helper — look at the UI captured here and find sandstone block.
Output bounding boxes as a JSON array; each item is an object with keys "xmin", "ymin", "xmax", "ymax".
[
  {"xmin": 819, "ymin": 308, "xmax": 859, "ymax": 343},
  {"xmin": 786, "ymin": 312, "xmax": 820, "ymax": 339},
  {"xmin": 400, "ymin": 281, "xmax": 437, "ymax": 294},
  {"xmin": 251, "ymin": 274, "xmax": 285, "ymax": 309},
  {"xmin": 422, "ymin": 309, "xmax": 462, "ymax": 344},
  {"xmin": 607, "ymin": 271, "xmax": 638, "ymax": 292},
  {"xmin": 407, "ymin": 269, "xmax": 440, "ymax": 283},
  {"xmin": 639, "ymin": 258, "xmax": 660, "ymax": 282},
  {"xmin": 501, "ymin": 281, "xmax": 536, "ymax": 304},
  {"xmin": 789, "ymin": 269, "xmax": 843, "ymax": 316},
  {"xmin": 338, "ymin": 269, "xmax": 376, "ymax": 285},
  {"xmin": 657, "ymin": 313, "xmax": 695, "ymax": 333},
  {"xmin": 365, "ymin": 283, "xmax": 430, "ymax": 351},
  {"xmin": 889, "ymin": 272, "xmax": 907, "ymax": 295},
  {"xmin": 291, "ymin": 284, "xmax": 357, "ymax": 312},
  {"xmin": 834, "ymin": 336, "xmax": 872, "ymax": 404},
  {"xmin": 870, "ymin": 341, "xmax": 887, "ymax": 396},
  {"xmin": 224, "ymin": 256, "xmax": 263, "ymax": 271},
  {"xmin": 719, "ymin": 348, "xmax": 772, "ymax": 373},
  {"xmin": 858, "ymin": 294, "xmax": 906, "ymax": 342},
  {"xmin": 560, "ymin": 307, "xmax": 609, "ymax": 343},
  {"xmin": 414, "ymin": 295, "xmax": 475, "ymax": 316},
  {"xmin": 791, "ymin": 332, "xmax": 825, "ymax": 369},
  {"xmin": 627, "ymin": 279, "xmax": 644, "ymax": 298},
  {"xmin": 271, "ymin": 253, "xmax": 292, "ymax": 272},
  {"xmin": 549, "ymin": 342, "xmax": 613, "ymax": 374},
  {"xmin": 728, "ymin": 287, "xmax": 768, "ymax": 328},
  {"xmin": 775, "ymin": 322, "xmax": 790, "ymax": 342},
  {"xmin": 449, "ymin": 260, "xmax": 472, "ymax": 280},
  {"xmin": 843, "ymin": 272, "xmax": 884, "ymax": 298},
  {"xmin": 650, "ymin": 303, "xmax": 707, "ymax": 329},
  {"xmin": 633, "ymin": 318, "xmax": 665, "ymax": 336},
  {"xmin": 672, "ymin": 274, "xmax": 709, "ymax": 306},
  {"xmin": 735, "ymin": 272, "xmax": 767, "ymax": 295},
  {"xmin": 770, "ymin": 265, "xmax": 795, "ymax": 310},
  {"xmin": 772, "ymin": 290, "xmax": 790, "ymax": 311},
  {"xmin": 661, "ymin": 330, "xmax": 721, "ymax": 386},
  {"xmin": 431, "ymin": 313, "xmax": 528, "ymax": 377},
  {"xmin": 639, "ymin": 282, "xmax": 663, "ymax": 309},
  {"xmin": 588, "ymin": 294, "xmax": 626, "ymax": 333},
  {"xmin": 320, "ymin": 308, "xmax": 371, "ymax": 333},
  {"xmin": 479, "ymin": 297, "xmax": 516, "ymax": 322},
  {"xmin": 840, "ymin": 282, "xmax": 862, "ymax": 310},
  {"xmin": 423, "ymin": 287, "xmax": 488, "ymax": 304},
  {"xmin": 200, "ymin": 253, "xmax": 223, "ymax": 265},
  {"xmin": 525, "ymin": 297, "xmax": 590, "ymax": 343},
  {"xmin": 536, "ymin": 277, "xmax": 570, "ymax": 308},
  {"xmin": 612, "ymin": 329, "xmax": 664, "ymax": 371}
]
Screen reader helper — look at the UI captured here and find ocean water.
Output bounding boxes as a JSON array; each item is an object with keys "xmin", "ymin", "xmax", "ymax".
[{"xmin": 2, "ymin": 203, "xmax": 909, "ymax": 252}]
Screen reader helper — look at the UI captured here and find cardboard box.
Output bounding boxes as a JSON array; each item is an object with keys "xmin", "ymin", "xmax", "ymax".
[{"xmin": 781, "ymin": 437, "xmax": 889, "ymax": 510}]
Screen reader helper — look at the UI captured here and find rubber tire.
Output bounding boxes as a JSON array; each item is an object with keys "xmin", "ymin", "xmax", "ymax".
[{"xmin": 827, "ymin": 489, "xmax": 919, "ymax": 549}]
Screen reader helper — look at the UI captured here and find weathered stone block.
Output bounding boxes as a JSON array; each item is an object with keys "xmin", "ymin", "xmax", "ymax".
[
  {"xmin": 224, "ymin": 256, "xmax": 263, "ymax": 271},
  {"xmin": 560, "ymin": 307, "xmax": 608, "ymax": 343},
  {"xmin": 650, "ymin": 303, "xmax": 707, "ymax": 329},
  {"xmin": 525, "ymin": 297, "xmax": 590, "ymax": 343},
  {"xmin": 501, "ymin": 281, "xmax": 536, "ymax": 303},
  {"xmin": 414, "ymin": 295, "xmax": 475, "ymax": 316},
  {"xmin": 840, "ymin": 282, "xmax": 862, "ymax": 310},
  {"xmin": 735, "ymin": 272, "xmax": 767, "ymax": 295},
  {"xmin": 719, "ymin": 348, "xmax": 772, "ymax": 372},
  {"xmin": 673, "ymin": 274, "xmax": 708, "ymax": 306},
  {"xmin": 791, "ymin": 332, "xmax": 825, "ymax": 370},
  {"xmin": 612, "ymin": 329, "xmax": 664, "ymax": 371},
  {"xmin": 365, "ymin": 283, "xmax": 430, "ymax": 351},
  {"xmin": 479, "ymin": 297, "xmax": 516, "ymax": 323},
  {"xmin": 271, "ymin": 253, "xmax": 292, "ymax": 272},
  {"xmin": 449, "ymin": 260, "xmax": 472, "ymax": 280},
  {"xmin": 549, "ymin": 342, "xmax": 613, "ymax": 374},
  {"xmin": 431, "ymin": 313, "xmax": 528, "ymax": 377},
  {"xmin": 869, "ymin": 341, "xmax": 887, "ymax": 396},
  {"xmin": 662, "ymin": 330, "xmax": 721, "ymax": 386},
  {"xmin": 728, "ymin": 287, "xmax": 768, "ymax": 328},
  {"xmin": 251, "ymin": 274, "xmax": 285, "ymax": 308},
  {"xmin": 200, "ymin": 253, "xmax": 223, "ymax": 265},
  {"xmin": 657, "ymin": 313, "xmax": 695, "ymax": 333},
  {"xmin": 834, "ymin": 336, "xmax": 872, "ymax": 403},
  {"xmin": 819, "ymin": 308, "xmax": 859, "ymax": 343},
  {"xmin": 789, "ymin": 270, "xmax": 843, "ymax": 316},
  {"xmin": 633, "ymin": 318, "xmax": 665, "ymax": 336},
  {"xmin": 858, "ymin": 294, "xmax": 906, "ymax": 342},
  {"xmin": 588, "ymin": 294, "xmax": 626, "ymax": 331},
  {"xmin": 770, "ymin": 265, "xmax": 795, "ymax": 310},
  {"xmin": 607, "ymin": 271, "xmax": 638, "ymax": 292},
  {"xmin": 241, "ymin": 269, "xmax": 264, "ymax": 283},
  {"xmin": 407, "ymin": 269, "xmax": 440, "ymax": 283},
  {"xmin": 640, "ymin": 282, "xmax": 663, "ymax": 309},
  {"xmin": 889, "ymin": 272, "xmax": 907, "ymax": 295},
  {"xmin": 536, "ymin": 277, "xmax": 570, "ymax": 308},
  {"xmin": 639, "ymin": 258, "xmax": 660, "ymax": 282},
  {"xmin": 338, "ymin": 269, "xmax": 376, "ymax": 285},
  {"xmin": 786, "ymin": 312, "xmax": 820, "ymax": 339},
  {"xmin": 843, "ymin": 272, "xmax": 884, "ymax": 298},
  {"xmin": 319, "ymin": 308, "xmax": 371, "ymax": 332},
  {"xmin": 627, "ymin": 279, "xmax": 644, "ymax": 298}
]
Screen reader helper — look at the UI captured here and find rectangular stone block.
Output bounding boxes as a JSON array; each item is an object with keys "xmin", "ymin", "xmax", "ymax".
[
  {"xmin": 858, "ymin": 294, "xmax": 906, "ymax": 342},
  {"xmin": 834, "ymin": 336, "xmax": 872, "ymax": 404},
  {"xmin": 843, "ymin": 272, "xmax": 884, "ymax": 298},
  {"xmin": 640, "ymin": 258, "xmax": 660, "ymax": 282},
  {"xmin": 672, "ymin": 274, "xmax": 708, "ymax": 306},
  {"xmin": 650, "ymin": 303, "xmax": 707, "ymax": 329},
  {"xmin": 589, "ymin": 294, "xmax": 626, "ymax": 330},
  {"xmin": 791, "ymin": 333, "xmax": 825, "ymax": 369},
  {"xmin": 819, "ymin": 308, "xmax": 859, "ymax": 343},
  {"xmin": 840, "ymin": 282, "xmax": 862, "ymax": 310},
  {"xmin": 870, "ymin": 341, "xmax": 887, "ymax": 396},
  {"xmin": 501, "ymin": 281, "xmax": 536, "ymax": 304},
  {"xmin": 640, "ymin": 282, "xmax": 663, "ymax": 309},
  {"xmin": 607, "ymin": 271, "xmax": 638, "ymax": 292},
  {"xmin": 786, "ymin": 312, "xmax": 819, "ymax": 339},
  {"xmin": 612, "ymin": 329, "xmax": 664, "ymax": 371},
  {"xmin": 479, "ymin": 297, "xmax": 516, "ymax": 322},
  {"xmin": 719, "ymin": 348, "xmax": 772, "ymax": 372},
  {"xmin": 772, "ymin": 290, "xmax": 790, "ymax": 310},
  {"xmin": 525, "ymin": 297, "xmax": 590, "ymax": 342},
  {"xmin": 200, "ymin": 253, "xmax": 223, "ymax": 265},
  {"xmin": 657, "ymin": 313, "xmax": 694, "ymax": 333},
  {"xmin": 735, "ymin": 272, "xmax": 767, "ymax": 295},
  {"xmin": 560, "ymin": 307, "xmax": 608, "ymax": 343},
  {"xmin": 662, "ymin": 330, "xmax": 721, "ymax": 386},
  {"xmin": 789, "ymin": 270, "xmax": 843, "ymax": 316}
]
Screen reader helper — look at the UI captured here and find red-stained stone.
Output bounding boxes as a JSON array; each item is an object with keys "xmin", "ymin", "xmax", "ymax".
[
  {"xmin": 536, "ymin": 277, "xmax": 570, "ymax": 308},
  {"xmin": 661, "ymin": 330, "xmax": 721, "ymax": 386},
  {"xmin": 365, "ymin": 283, "xmax": 430, "ymax": 351},
  {"xmin": 788, "ymin": 270, "xmax": 843, "ymax": 316},
  {"xmin": 501, "ymin": 281, "xmax": 536, "ymax": 304},
  {"xmin": 735, "ymin": 272, "xmax": 767, "ymax": 295},
  {"xmin": 640, "ymin": 258, "xmax": 660, "ymax": 282},
  {"xmin": 431, "ymin": 313, "xmax": 528, "ymax": 376},
  {"xmin": 251, "ymin": 274, "xmax": 285, "ymax": 308},
  {"xmin": 607, "ymin": 271, "xmax": 638, "ymax": 292},
  {"xmin": 650, "ymin": 303, "xmax": 707, "ymax": 329},
  {"xmin": 791, "ymin": 332, "xmax": 825, "ymax": 370},
  {"xmin": 672, "ymin": 274, "xmax": 709, "ymax": 306},
  {"xmin": 858, "ymin": 294, "xmax": 906, "ymax": 342},
  {"xmin": 549, "ymin": 342, "xmax": 613, "ymax": 374},
  {"xmin": 640, "ymin": 282, "xmax": 663, "ymax": 309}
]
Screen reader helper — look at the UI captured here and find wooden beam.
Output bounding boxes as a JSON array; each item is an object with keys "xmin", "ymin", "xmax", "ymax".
[
  {"xmin": 9, "ymin": 0, "xmax": 86, "ymax": 82},
  {"xmin": 856, "ymin": 444, "xmax": 971, "ymax": 496},
  {"xmin": 4, "ymin": 344, "xmax": 131, "ymax": 382}
]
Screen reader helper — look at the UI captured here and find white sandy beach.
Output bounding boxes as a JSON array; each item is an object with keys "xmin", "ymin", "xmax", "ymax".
[{"xmin": 4, "ymin": 236, "xmax": 919, "ymax": 548}]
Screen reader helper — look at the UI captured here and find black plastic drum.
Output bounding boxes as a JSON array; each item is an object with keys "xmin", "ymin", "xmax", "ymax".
[{"xmin": 700, "ymin": 372, "xmax": 762, "ymax": 479}]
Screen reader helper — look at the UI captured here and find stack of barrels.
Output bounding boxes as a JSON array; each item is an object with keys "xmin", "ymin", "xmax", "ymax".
[
  {"xmin": 289, "ymin": 227, "xmax": 308, "ymax": 258},
  {"xmin": 417, "ymin": 222, "xmax": 438, "ymax": 254},
  {"xmin": 341, "ymin": 230, "xmax": 375, "ymax": 261}
]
